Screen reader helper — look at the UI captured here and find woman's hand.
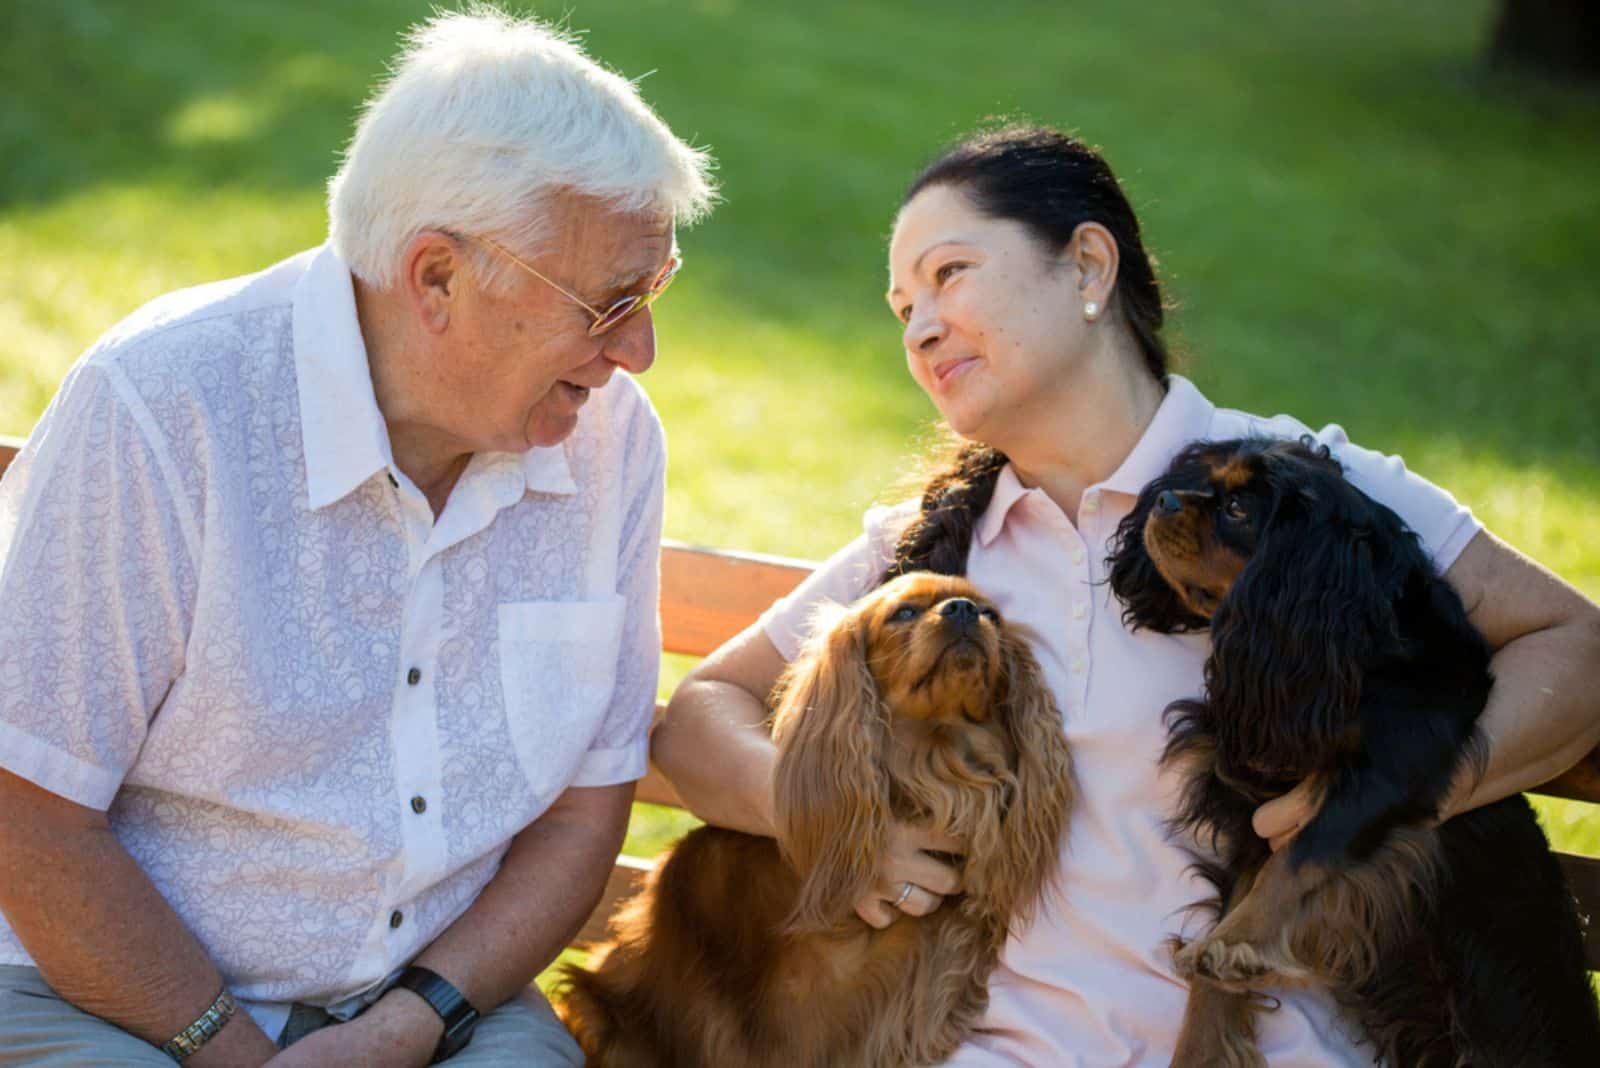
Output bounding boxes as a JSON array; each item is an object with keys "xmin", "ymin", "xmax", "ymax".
[
  {"xmin": 854, "ymin": 819, "xmax": 966, "ymax": 929},
  {"xmin": 1252, "ymin": 779, "xmax": 1318, "ymax": 853}
]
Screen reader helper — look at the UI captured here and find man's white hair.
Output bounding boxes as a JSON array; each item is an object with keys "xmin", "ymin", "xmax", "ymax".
[{"xmin": 328, "ymin": 6, "xmax": 716, "ymax": 292}]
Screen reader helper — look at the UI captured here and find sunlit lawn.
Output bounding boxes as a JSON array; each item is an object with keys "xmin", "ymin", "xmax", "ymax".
[{"xmin": 3, "ymin": 0, "xmax": 1596, "ymax": 872}]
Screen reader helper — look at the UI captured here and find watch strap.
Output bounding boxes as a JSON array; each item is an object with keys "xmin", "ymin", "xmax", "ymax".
[{"xmin": 394, "ymin": 966, "xmax": 480, "ymax": 1063}]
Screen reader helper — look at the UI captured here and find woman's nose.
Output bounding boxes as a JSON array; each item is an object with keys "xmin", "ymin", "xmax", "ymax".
[{"xmin": 903, "ymin": 307, "xmax": 945, "ymax": 354}]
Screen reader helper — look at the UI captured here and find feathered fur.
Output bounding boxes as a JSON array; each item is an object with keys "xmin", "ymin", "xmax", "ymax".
[
  {"xmin": 554, "ymin": 572, "xmax": 1074, "ymax": 1067},
  {"xmin": 1108, "ymin": 436, "xmax": 1599, "ymax": 1068}
]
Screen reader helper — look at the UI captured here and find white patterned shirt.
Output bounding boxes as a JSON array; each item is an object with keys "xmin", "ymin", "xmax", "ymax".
[{"xmin": 0, "ymin": 244, "xmax": 664, "ymax": 1039}]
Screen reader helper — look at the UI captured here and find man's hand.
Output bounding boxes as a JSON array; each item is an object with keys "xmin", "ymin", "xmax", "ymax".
[
  {"xmin": 1252, "ymin": 779, "xmax": 1319, "ymax": 853},
  {"xmin": 264, "ymin": 990, "xmax": 442, "ymax": 1068},
  {"xmin": 853, "ymin": 820, "xmax": 965, "ymax": 929}
]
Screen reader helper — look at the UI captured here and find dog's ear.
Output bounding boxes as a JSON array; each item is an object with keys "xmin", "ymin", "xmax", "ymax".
[
  {"xmin": 1207, "ymin": 454, "xmax": 1399, "ymax": 767},
  {"xmin": 770, "ymin": 606, "xmax": 892, "ymax": 933},
  {"xmin": 967, "ymin": 628, "xmax": 1073, "ymax": 927},
  {"xmin": 1108, "ymin": 478, "xmax": 1211, "ymax": 634}
]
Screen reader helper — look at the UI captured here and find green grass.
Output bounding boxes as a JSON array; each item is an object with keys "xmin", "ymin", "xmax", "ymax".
[{"xmin": 3, "ymin": 1, "xmax": 1596, "ymax": 865}]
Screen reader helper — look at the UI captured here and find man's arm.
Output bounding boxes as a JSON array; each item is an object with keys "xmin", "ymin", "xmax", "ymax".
[
  {"xmin": 267, "ymin": 779, "xmax": 634, "ymax": 1067},
  {"xmin": 0, "ymin": 768, "xmax": 281, "ymax": 1066}
]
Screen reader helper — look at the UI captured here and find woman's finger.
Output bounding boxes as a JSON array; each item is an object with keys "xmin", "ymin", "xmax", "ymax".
[
  {"xmin": 897, "ymin": 849, "xmax": 963, "ymax": 896},
  {"xmin": 1251, "ymin": 779, "xmax": 1315, "ymax": 840}
]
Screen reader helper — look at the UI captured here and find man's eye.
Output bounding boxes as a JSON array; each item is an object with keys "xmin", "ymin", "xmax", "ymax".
[
  {"xmin": 889, "ymin": 605, "xmax": 919, "ymax": 623},
  {"xmin": 1223, "ymin": 494, "xmax": 1249, "ymax": 521}
]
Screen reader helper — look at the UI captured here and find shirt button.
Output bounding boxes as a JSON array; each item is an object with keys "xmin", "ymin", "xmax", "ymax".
[
  {"xmin": 389, "ymin": 910, "xmax": 404, "ymax": 929},
  {"xmin": 1072, "ymin": 602, "xmax": 1087, "ymax": 620},
  {"xmin": 406, "ymin": 667, "xmax": 422, "ymax": 686},
  {"xmin": 410, "ymin": 796, "xmax": 427, "ymax": 815},
  {"xmin": 1071, "ymin": 546, "xmax": 1086, "ymax": 565},
  {"xmin": 1071, "ymin": 657, "xmax": 1088, "ymax": 674},
  {"xmin": 1081, "ymin": 496, "xmax": 1098, "ymax": 515}
]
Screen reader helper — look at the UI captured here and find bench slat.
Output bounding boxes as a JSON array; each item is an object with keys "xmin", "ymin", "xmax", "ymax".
[
  {"xmin": 660, "ymin": 541, "xmax": 812, "ymax": 657},
  {"xmin": 574, "ymin": 854, "xmax": 653, "ymax": 949}
]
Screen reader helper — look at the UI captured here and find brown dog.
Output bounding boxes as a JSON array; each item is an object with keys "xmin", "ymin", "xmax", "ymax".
[{"xmin": 554, "ymin": 572, "xmax": 1073, "ymax": 1067}]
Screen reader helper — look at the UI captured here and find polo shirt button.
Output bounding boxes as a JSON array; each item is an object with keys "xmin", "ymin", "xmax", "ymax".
[
  {"xmin": 407, "ymin": 667, "xmax": 422, "ymax": 686},
  {"xmin": 410, "ymin": 796, "xmax": 427, "ymax": 814},
  {"xmin": 390, "ymin": 910, "xmax": 404, "ymax": 929},
  {"xmin": 1071, "ymin": 658, "xmax": 1088, "ymax": 674},
  {"xmin": 1081, "ymin": 496, "xmax": 1098, "ymax": 515},
  {"xmin": 1072, "ymin": 602, "xmax": 1087, "ymax": 620},
  {"xmin": 1071, "ymin": 546, "xmax": 1085, "ymax": 565}
]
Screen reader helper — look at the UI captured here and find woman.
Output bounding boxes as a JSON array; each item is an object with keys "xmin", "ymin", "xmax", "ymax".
[{"xmin": 652, "ymin": 126, "xmax": 1600, "ymax": 1065}]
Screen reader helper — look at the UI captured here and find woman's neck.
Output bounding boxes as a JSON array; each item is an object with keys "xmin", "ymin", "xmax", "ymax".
[{"xmin": 1004, "ymin": 355, "xmax": 1165, "ymax": 525}]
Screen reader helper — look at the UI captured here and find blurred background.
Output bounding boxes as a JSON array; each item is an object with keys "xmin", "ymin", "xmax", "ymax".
[{"xmin": 2, "ymin": 1, "xmax": 1596, "ymax": 860}]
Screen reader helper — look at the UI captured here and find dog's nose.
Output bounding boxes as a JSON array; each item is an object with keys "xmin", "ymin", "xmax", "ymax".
[
  {"xmin": 940, "ymin": 598, "xmax": 981, "ymax": 625},
  {"xmin": 1156, "ymin": 490, "xmax": 1183, "ymax": 515}
]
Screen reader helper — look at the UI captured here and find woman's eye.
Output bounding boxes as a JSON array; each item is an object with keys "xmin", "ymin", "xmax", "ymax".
[
  {"xmin": 935, "ymin": 261, "xmax": 966, "ymax": 284},
  {"xmin": 897, "ymin": 304, "xmax": 913, "ymax": 323},
  {"xmin": 889, "ymin": 605, "xmax": 919, "ymax": 623}
]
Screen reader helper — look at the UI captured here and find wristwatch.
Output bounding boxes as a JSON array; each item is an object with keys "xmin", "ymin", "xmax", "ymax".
[{"xmin": 393, "ymin": 966, "xmax": 480, "ymax": 1063}]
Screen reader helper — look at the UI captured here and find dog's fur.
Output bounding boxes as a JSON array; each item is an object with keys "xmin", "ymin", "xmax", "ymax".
[
  {"xmin": 554, "ymin": 572, "xmax": 1074, "ymax": 1067},
  {"xmin": 1107, "ymin": 436, "xmax": 1600, "ymax": 1067}
]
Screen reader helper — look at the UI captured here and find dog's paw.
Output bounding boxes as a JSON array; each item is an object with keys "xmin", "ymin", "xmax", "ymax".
[{"xmin": 1175, "ymin": 934, "xmax": 1314, "ymax": 992}]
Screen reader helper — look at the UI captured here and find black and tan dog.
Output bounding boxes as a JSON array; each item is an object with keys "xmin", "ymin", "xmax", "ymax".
[{"xmin": 1108, "ymin": 436, "xmax": 1599, "ymax": 1067}]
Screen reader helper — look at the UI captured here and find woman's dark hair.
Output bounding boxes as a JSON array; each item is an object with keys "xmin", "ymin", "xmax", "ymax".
[{"xmin": 886, "ymin": 124, "xmax": 1173, "ymax": 580}]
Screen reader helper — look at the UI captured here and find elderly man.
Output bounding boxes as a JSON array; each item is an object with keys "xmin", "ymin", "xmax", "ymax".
[{"xmin": 0, "ymin": 9, "xmax": 712, "ymax": 1067}]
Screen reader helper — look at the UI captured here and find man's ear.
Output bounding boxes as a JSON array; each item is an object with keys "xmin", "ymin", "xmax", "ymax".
[{"xmin": 402, "ymin": 231, "xmax": 463, "ymax": 335}]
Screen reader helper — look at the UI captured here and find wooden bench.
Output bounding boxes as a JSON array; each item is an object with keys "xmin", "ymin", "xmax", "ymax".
[{"xmin": 0, "ymin": 437, "xmax": 1595, "ymax": 970}]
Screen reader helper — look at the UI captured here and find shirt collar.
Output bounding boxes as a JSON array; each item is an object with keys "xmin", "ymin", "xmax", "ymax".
[
  {"xmin": 292, "ymin": 244, "xmax": 578, "ymax": 510},
  {"xmin": 973, "ymin": 374, "xmax": 1215, "ymax": 547}
]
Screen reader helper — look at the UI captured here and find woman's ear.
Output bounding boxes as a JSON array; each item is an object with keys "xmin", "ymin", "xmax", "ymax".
[
  {"xmin": 1070, "ymin": 221, "xmax": 1120, "ymax": 316},
  {"xmin": 770, "ymin": 608, "xmax": 892, "ymax": 933}
]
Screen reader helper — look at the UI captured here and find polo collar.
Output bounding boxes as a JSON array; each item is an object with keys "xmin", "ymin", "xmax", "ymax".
[{"xmin": 973, "ymin": 374, "xmax": 1215, "ymax": 547}]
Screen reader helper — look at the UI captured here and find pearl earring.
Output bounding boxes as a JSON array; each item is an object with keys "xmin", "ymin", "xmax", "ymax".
[{"xmin": 1084, "ymin": 301, "xmax": 1100, "ymax": 321}]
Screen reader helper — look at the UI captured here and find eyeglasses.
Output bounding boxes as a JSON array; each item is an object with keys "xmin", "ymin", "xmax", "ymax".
[{"xmin": 468, "ymin": 234, "xmax": 681, "ymax": 337}]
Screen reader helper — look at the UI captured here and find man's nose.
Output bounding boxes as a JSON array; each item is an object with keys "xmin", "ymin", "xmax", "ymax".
[{"xmin": 604, "ymin": 308, "xmax": 656, "ymax": 375}]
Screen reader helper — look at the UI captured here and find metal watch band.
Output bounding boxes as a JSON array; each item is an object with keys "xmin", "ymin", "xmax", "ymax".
[
  {"xmin": 160, "ymin": 987, "xmax": 238, "ymax": 1061},
  {"xmin": 394, "ymin": 966, "xmax": 480, "ymax": 1063}
]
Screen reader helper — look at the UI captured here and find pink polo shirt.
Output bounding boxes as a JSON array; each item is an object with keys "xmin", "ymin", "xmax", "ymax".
[{"xmin": 760, "ymin": 375, "xmax": 1480, "ymax": 1067}]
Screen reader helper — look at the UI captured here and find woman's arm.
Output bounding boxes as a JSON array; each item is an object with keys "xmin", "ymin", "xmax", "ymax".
[
  {"xmin": 1255, "ymin": 529, "xmax": 1600, "ymax": 842},
  {"xmin": 1440, "ymin": 529, "xmax": 1600, "ymax": 815},
  {"xmin": 653, "ymin": 621, "xmax": 964, "ymax": 928},
  {"xmin": 652, "ymin": 621, "xmax": 788, "ymax": 836}
]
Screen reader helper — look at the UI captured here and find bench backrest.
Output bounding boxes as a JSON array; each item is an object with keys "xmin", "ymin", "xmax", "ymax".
[{"xmin": 0, "ymin": 437, "xmax": 1594, "ymax": 967}]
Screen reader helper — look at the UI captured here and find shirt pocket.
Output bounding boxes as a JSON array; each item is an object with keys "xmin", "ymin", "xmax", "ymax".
[{"xmin": 496, "ymin": 595, "xmax": 626, "ymax": 801}]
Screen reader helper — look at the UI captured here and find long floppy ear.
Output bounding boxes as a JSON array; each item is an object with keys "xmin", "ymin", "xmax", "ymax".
[
  {"xmin": 1107, "ymin": 477, "xmax": 1211, "ymax": 635},
  {"xmin": 964, "ymin": 627, "xmax": 1073, "ymax": 927},
  {"xmin": 1205, "ymin": 454, "xmax": 1399, "ymax": 771},
  {"xmin": 770, "ymin": 606, "xmax": 892, "ymax": 933}
]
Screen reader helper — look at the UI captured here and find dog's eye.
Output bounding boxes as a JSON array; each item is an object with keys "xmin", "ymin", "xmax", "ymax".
[
  {"xmin": 1223, "ymin": 494, "xmax": 1250, "ymax": 521},
  {"xmin": 889, "ymin": 605, "xmax": 920, "ymax": 623},
  {"xmin": 979, "ymin": 607, "xmax": 999, "ymax": 623}
]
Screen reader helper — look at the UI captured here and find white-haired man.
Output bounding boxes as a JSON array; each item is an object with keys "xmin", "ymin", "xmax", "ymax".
[{"xmin": 0, "ymin": 9, "xmax": 713, "ymax": 1066}]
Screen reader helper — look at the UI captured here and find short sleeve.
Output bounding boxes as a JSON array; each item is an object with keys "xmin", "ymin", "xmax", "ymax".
[
  {"xmin": 570, "ymin": 415, "xmax": 665, "ymax": 788},
  {"xmin": 1251, "ymin": 417, "xmax": 1482, "ymax": 574},
  {"xmin": 0, "ymin": 362, "xmax": 198, "ymax": 809},
  {"xmin": 758, "ymin": 501, "xmax": 916, "ymax": 662}
]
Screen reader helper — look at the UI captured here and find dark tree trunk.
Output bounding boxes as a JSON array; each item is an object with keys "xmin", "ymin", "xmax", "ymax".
[{"xmin": 1486, "ymin": 0, "xmax": 1600, "ymax": 82}]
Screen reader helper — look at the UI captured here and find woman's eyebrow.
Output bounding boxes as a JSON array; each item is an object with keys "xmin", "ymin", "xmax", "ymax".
[{"xmin": 886, "ymin": 239, "xmax": 971, "ymax": 298}]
